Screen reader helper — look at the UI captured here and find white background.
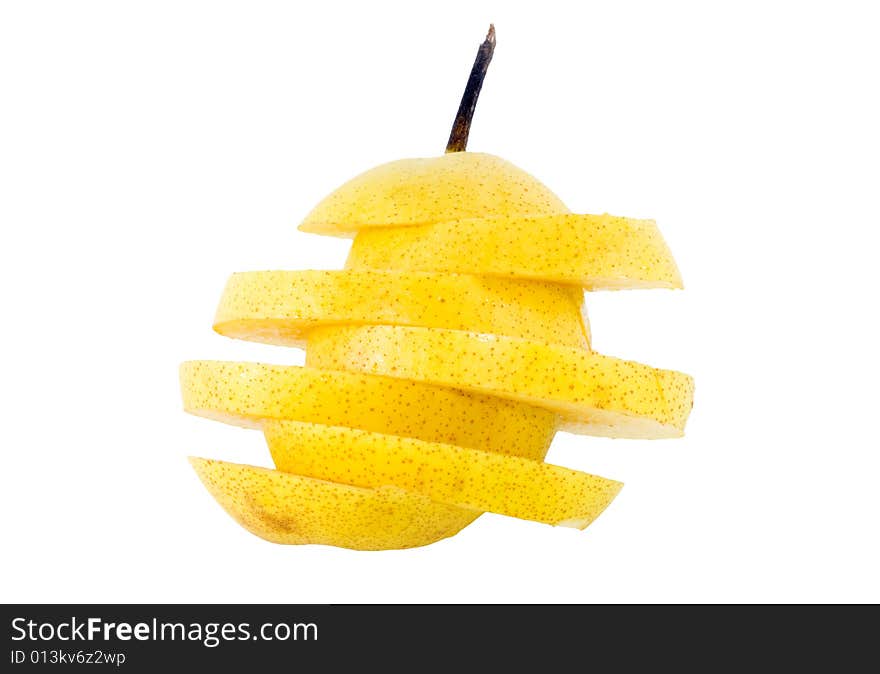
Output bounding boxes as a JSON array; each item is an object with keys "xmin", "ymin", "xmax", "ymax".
[{"xmin": 2, "ymin": 1, "xmax": 878, "ymax": 603}]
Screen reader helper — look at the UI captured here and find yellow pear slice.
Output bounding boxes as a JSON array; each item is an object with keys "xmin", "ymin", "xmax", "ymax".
[
  {"xmin": 182, "ymin": 360, "xmax": 559, "ymax": 548},
  {"xmin": 180, "ymin": 360, "xmax": 557, "ymax": 459},
  {"xmin": 299, "ymin": 152, "xmax": 568, "ymax": 236},
  {"xmin": 214, "ymin": 269, "xmax": 589, "ymax": 349},
  {"xmin": 264, "ymin": 420, "xmax": 623, "ymax": 529},
  {"xmin": 305, "ymin": 326, "xmax": 694, "ymax": 439},
  {"xmin": 346, "ymin": 213, "xmax": 682, "ymax": 290},
  {"xmin": 189, "ymin": 457, "xmax": 478, "ymax": 550}
]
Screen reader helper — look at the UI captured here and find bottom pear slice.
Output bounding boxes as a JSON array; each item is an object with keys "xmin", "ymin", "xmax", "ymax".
[
  {"xmin": 190, "ymin": 457, "xmax": 478, "ymax": 550},
  {"xmin": 182, "ymin": 361, "xmax": 558, "ymax": 548},
  {"xmin": 264, "ymin": 420, "xmax": 623, "ymax": 529}
]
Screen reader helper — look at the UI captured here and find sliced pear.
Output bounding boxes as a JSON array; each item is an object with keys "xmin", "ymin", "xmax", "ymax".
[
  {"xmin": 189, "ymin": 457, "xmax": 478, "ymax": 550},
  {"xmin": 214, "ymin": 269, "xmax": 589, "ymax": 349},
  {"xmin": 180, "ymin": 360, "xmax": 557, "ymax": 459},
  {"xmin": 346, "ymin": 213, "xmax": 682, "ymax": 290},
  {"xmin": 264, "ymin": 420, "xmax": 622, "ymax": 529},
  {"xmin": 305, "ymin": 326, "xmax": 694, "ymax": 439},
  {"xmin": 299, "ymin": 152, "xmax": 568, "ymax": 236}
]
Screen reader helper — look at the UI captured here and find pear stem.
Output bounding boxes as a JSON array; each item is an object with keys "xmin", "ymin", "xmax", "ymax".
[{"xmin": 446, "ymin": 24, "xmax": 496, "ymax": 153}]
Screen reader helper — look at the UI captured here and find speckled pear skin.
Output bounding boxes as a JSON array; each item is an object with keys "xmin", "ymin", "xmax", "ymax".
[
  {"xmin": 180, "ymin": 360, "xmax": 558, "ymax": 458},
  {"xmin": 185, "ymin": 142, "xmax": 691, "ymax": 549},
  {"xmin": 346, "ymin": 213, "xmax": 683, "ymax": 290},
  {"xmin": 299, "ymin": 153, "xmax": 568, "ymax": 236},
  {"xmin": 213, "ymin": 270, "xmax": 589, "ymax": 349},
  {"xmin": 264, "ymin": 420, "xmax": 623, "ymax": 529},
  {"xmin": 305, "ymin": 325, "xmax": 693, "ymax": 439},
  {"xmin": 189, "ymin": 458, "xmax": 478, "ymax": 550}
]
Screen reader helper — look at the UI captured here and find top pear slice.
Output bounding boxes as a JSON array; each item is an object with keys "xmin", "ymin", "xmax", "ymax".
[{"xmin": 299, "ymin": 152, "xmax": 569, "ymax": 236}]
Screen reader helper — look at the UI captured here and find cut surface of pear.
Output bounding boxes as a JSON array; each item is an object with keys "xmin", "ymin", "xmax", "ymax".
[
  {"xmin": 214, "ymin": 269, "xmax": 589, "ymax": 349},
  {"xmin": 180, "ymin": 360, "xmax": 557, "ymax": 458},
  {"xmin": 346, "ymin": 213, "xmax": 683, "ymax": 290},
  {"xmin": 305, "ymin": 325, "xmax": 694, "ymax": 439},
  {"xmin": 189, "ymin": 457, "xmax": 478, "ymax": 550},
  {"xmin": 264, "ymin": 420, "xmax": 623, "ymax": 529},
  {"xmin": 300, "ymin": 152, "xmax": 568, "ymax": 236}
]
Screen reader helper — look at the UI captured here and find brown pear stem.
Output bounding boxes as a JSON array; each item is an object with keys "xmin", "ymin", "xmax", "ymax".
[{"xmin": 445, "ymin": 24, "xmax": 496, "ymax": 153}]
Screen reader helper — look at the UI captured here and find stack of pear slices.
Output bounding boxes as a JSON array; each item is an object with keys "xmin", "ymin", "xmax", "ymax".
[{"xmin": 180, "ymin": 151, "xmax": 694, "ymax": 550}]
